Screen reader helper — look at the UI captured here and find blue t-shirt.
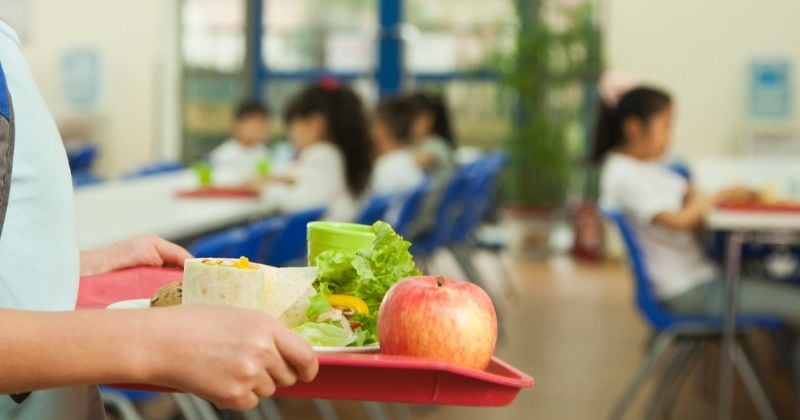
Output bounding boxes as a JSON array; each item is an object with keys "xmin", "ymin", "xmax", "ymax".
[{"xmin": 0, "ymin": 21, "xmax": 103, "ymax": 419}]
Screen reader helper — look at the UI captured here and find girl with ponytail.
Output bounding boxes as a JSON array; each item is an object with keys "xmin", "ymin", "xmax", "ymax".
[
  {"xmin": 264, "ymin": 81, "xmax": 373, "ymax": 221},
  {"xmin": 598, "ymin": 84, "xmax": 800, "ymax": 384}
]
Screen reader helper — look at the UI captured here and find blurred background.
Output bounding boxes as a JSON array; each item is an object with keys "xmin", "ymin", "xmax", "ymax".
[{"xmin": 3, "ymin": 0, "xmax": 800, "ymax": 419}]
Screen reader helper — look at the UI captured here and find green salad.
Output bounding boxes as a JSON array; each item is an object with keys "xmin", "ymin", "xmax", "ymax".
[{"xmin": 292, "ymin": 221, "xmax": 420, "ymax": 347}]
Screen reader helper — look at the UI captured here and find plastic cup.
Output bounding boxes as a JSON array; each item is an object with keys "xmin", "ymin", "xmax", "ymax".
[
  {"xmin": 193, "ymin": 162, "xmax": 212, "ymax": 187},
  {"xmin": 307, "ymin": 222, "xmax": 375, "ymax": 266},
  {"xmin": 256, "ymin": 159, "xmax": 271, "ymax": 177}
]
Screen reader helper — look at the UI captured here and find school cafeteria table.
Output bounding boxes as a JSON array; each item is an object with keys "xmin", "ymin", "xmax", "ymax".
[
  {"xmin": 74, "ymin": 170, "xmax": 275, "ymax": 249},
  {"xmin": 706, "ymin": 209, "xmax": 800, "ymax": 420}
]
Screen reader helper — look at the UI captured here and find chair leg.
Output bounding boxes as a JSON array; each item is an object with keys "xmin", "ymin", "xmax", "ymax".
[
  {"xmin": 389, "ymin": 403, "xmax": 410, "ymax": 420},
  {"xmin": 361, "ymin": 402, "xmax": 391, "ymax": 420},
  {"xmin": 732, "ymin": 343, "xmax": 779, "ymax": 420},
  {"xmin": 608, "ymin": 333, "xmax": 673, "ymax": 420},
  {"xmin": 172, "ymin": 394, "xmax": 203, "ymax": 420},
  {"xmin": 100, "ymin": 390, "xmax": 144, "ymax": 420},
  {"xmin": 643, "ymin": 339, "xmax": 693, "ymax": 419},
  {"xmin": 256, "ymin": 398, "xmax": 283, "ymax": 420},
  {"xmin": 313, "ymin": 399, "xmax": 339, "ymax": 420},
  {"xmin": 186, "ymin": 394, "xmax": 221, "ymax": 420},
  {"xmin": 449, "ymin": 245, "xmax": 486, "ymax": 288},
  {"xmin": 655, "ymin": 340, "xmax": 705, "ymax": 419},
  {"xmin": 489, "ymin": 249, "xmax": 520, "ymax": 304}
]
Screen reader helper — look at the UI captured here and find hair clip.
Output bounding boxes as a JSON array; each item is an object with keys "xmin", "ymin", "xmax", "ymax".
[{"xmin": 318, "ymin": 76, "xmax": 341, "ymax": 91}]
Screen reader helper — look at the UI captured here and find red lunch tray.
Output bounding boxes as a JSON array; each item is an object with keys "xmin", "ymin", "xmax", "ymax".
[
  {"xmin": 717, "ymin": 202, "xmax": 800, "ymax": 213},
  {"xmin": 77, "ymin": 267, "xmax": 533, "ymax": 406},
  {"xmin": 175, "ymin": 187, "xmax": 260, "ymax": 199}
]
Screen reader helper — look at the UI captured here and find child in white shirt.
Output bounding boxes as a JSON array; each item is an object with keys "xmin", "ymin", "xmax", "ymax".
[
  {"xmin": 369, "ymin": 96, "xmax": 425, "ymax": 194},
  {"xmin": 596, "ymin": 86, "xmax": 800, "ymax": 386},
  {"xmin": 264, "ymin": 82, "xmax": 373, "ymax": 222},
  {"xmin": 208, "ymin": 101, "xmax": 271, "ymax": 186}
]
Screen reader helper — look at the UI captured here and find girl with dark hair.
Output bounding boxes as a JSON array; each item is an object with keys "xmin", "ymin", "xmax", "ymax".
[
  {"xmin": 597, "ymin": 86, "xmax": 800, "ymax": 381},
  {"xmin": 265, "ymin": 82, "xmax": 373, "ymax": 221},
  {"xmin": 408, "ymin": 91, "xmax": 457, "ymax": 179}
]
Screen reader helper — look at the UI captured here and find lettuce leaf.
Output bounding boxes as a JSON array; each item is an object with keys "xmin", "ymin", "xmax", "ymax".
[
  {"xmin": 292, "ymin": 322, "xmax": 356, "ymax": 347},
  {"xmin": 310, "ymin": 221, "xmax": 420, "ymax": 346}
]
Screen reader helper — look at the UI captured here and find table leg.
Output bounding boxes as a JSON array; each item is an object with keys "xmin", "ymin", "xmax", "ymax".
[{"xmin": 719, "ymin": 231, "xmax": 743, "ymax": 420}]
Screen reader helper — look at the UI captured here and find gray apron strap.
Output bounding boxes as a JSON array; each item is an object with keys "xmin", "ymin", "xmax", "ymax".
[
  {"xmin": 0, "ymin": 62, "xmax": 27, "ymax": 404},
  {"xmin": 0, "ymin": 60, "xmax": 13, "ymax": 239}
]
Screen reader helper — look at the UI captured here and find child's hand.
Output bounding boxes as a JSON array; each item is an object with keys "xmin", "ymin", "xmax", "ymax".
[
  {"xmin": 144, "ymin": 304, "xmax": 318, "ymax": 410},
  {"xmin": 80, "ymin": 234, "xmax": 192, "ymax": 276}
]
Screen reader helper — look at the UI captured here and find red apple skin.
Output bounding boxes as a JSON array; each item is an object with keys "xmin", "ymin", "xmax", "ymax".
[{"xmin": 377, "ymin": 276, "xmax": 497, "ymax": 370}]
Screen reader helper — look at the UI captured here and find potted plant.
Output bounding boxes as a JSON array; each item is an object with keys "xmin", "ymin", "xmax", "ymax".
[{"xmin": 496, "ymin": 0, "xmax": 602, "ymax": 256}]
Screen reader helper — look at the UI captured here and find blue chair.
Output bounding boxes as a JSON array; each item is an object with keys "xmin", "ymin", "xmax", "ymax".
[
  {"xmin": 67, "ymin": 144, "xmax": 98, "ymax": 174},
  {"xmin": 248, "ymin": 216, "xmax": 286, "ymax": 263},
  {"xmin": 355, "ymin": 193, "xmax": 395, "ymax": 225},
  {"xmin": 122, "ymin": 161, "xmax": 184, "ymax": 180},
  {"xmin": 72, "ymin": 171, "xmax": 104, "ymax": 188},
  {"xmin": 666, "ymin": 159, "xmax": 692, "ymax": 181},
  {"xmin": 188, "ymin": 216, "xmax": 285, "ymax": 263},
  {"xmin": 450, "ymin": 153, "xmax": 506, "ymax": 246},
  {"xmin": 603, "ymin": 209, "xmax": 782, "ymax": 419},
  {"xmin": 188, "ymin": 226, "xmax": 251, "ymax": 259},
  {"xmin": 266, "ymin": 207, "xmax": 327, "ymax": 266},
  {"xmin": 411, "ymin": 165, "xmax": 475, "ymax": 256},
  {"xmin": 389, "ymin": 181, "xmax": 433, "ymax": 239}
]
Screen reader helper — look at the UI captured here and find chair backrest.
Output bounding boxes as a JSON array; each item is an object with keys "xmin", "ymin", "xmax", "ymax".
[
  {"xmin": 601, "ymin": 209, "xmax": 674, "ymax": 330},
  {"xmin": 189, "ymin": 226, "xmax": 251, "ymax": 259},
  {"xmin": 390, "ymin": 181, "xmax": 433, "ymax": 238},
  {"xmin": 67, "ymin": 145, "xmax": 98, "ymax": 173},
  {"xmin": 72, "ymin": 172, "xmax": 104, "ymax": 188},
  {"xmin": 122, "ymin": 162, "xmax": 185, "ymax": 180},
  {"xmin": 423, "ymin": 163, "xmax": 476, "ymax": 249},
  {"xmin": 667, "ymin": 159, "xmax": 692, "ymax": 181},
  {"xmin": 450, "ymin": 152, "xmax": 506, "ymax": 244},
  {"xmin": 266, "ymin": 206, "xmax": 327, "ymax": 266},
  {"xmin": 247, "ymin": 216, "xmax": 286, "ymax": 263},
  {"xmin": 355, "ymin": 193, "xmax": 394, "ymax": 225}
]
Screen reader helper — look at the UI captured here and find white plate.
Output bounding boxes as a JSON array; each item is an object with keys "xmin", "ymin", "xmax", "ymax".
[
  {"xmin": 106, "ymin": 298, "xmax": 150, "ymax": 310},
  {"xmin": 106, "ymin": 299, "xmax": 380, "ymax": 353},
  {"xmin": 313, "ymin": 344, "xmax": 380, "ymax": 353}
]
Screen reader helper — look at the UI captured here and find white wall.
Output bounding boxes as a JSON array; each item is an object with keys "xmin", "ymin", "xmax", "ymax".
[
  {"xmin": 20, "ymin": 0, "xmax": 180, "ymax": 176},
  {"xmin": 605, "ymin": 0, "xmax": 800, "ymax": 157}
]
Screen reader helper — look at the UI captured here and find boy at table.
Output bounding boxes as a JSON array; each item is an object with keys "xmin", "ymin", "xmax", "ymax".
[
  {"xmin": 208, "ymin": 100, "xmax": 272, "ymax": 186},
  {"xmin": 0, "ymin": 21, "xmax": 318, "ymax": 419}
]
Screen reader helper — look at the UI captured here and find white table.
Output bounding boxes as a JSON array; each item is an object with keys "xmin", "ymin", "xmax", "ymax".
[
  {"xmin": 74, "ymin": 171, "xmax": 276, "ymax": 249},
  {"xmin": 706, "ymin": 209, "xmax": 800, "ymax": 420}
]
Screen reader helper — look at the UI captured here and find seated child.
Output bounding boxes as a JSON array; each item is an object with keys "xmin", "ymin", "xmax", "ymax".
[
  {"xmin": 595, "ymin": 85, "xmax": 800, "ymax": 388},
  {"xmin": 408, "ymin": 91, "xmax": 457, "ymax": 181},
  {"xmin": 369, "ymin": 96, "xmax": 425, "ymax": 194},
  {"xmin": 208, "ymin": 101, "xmax": 271, "ymax": 186},
  {"xmin": 263, "ymin": 82, "xmax": 374, "ymax": 222}
]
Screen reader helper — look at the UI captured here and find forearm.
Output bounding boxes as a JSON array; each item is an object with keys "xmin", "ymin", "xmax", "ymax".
[
  {"xmin": 653, "ymin": 198, "xmax": 710, "ymax": 231},
  {"xmin": 0, "ymin": 309, "xmax": 154, "ymax": 393}
]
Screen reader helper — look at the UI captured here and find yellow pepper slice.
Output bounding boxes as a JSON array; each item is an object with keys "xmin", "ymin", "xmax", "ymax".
[{"xmin": 326, "ymin": 294, "xmax": 369, "ymax": 315}]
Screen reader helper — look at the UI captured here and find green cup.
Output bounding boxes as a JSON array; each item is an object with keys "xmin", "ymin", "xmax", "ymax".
[
  {"xmin": 193, "ymin": 162, "xmax": 213, "ymax": 187},
  {"xmin": 256, "ymin": 158, "xmax": 271, "ymax": 177},
  {"xmin": 307, "ymin": 222, "xmax": 375, "ymax": 266}
]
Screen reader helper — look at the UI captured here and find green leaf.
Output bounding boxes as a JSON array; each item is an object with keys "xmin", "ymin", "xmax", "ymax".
[
  {"xmin": 311, "ymin": 221, "xmax": 420, "ymax": 346},
  {"xmin": 292, "ymin": 322, "xmax": 356, "ymax": 347}
]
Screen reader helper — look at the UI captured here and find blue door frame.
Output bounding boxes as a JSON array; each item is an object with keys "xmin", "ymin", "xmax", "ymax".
[{"xmin": 247, "ymin": 0, "xmax": 498, "ymax": 101}]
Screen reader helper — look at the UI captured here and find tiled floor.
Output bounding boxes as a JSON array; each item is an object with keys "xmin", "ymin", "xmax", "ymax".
[{"xmin": 129, "ymin": 251, "xmax": 798, "ymax": 419}]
